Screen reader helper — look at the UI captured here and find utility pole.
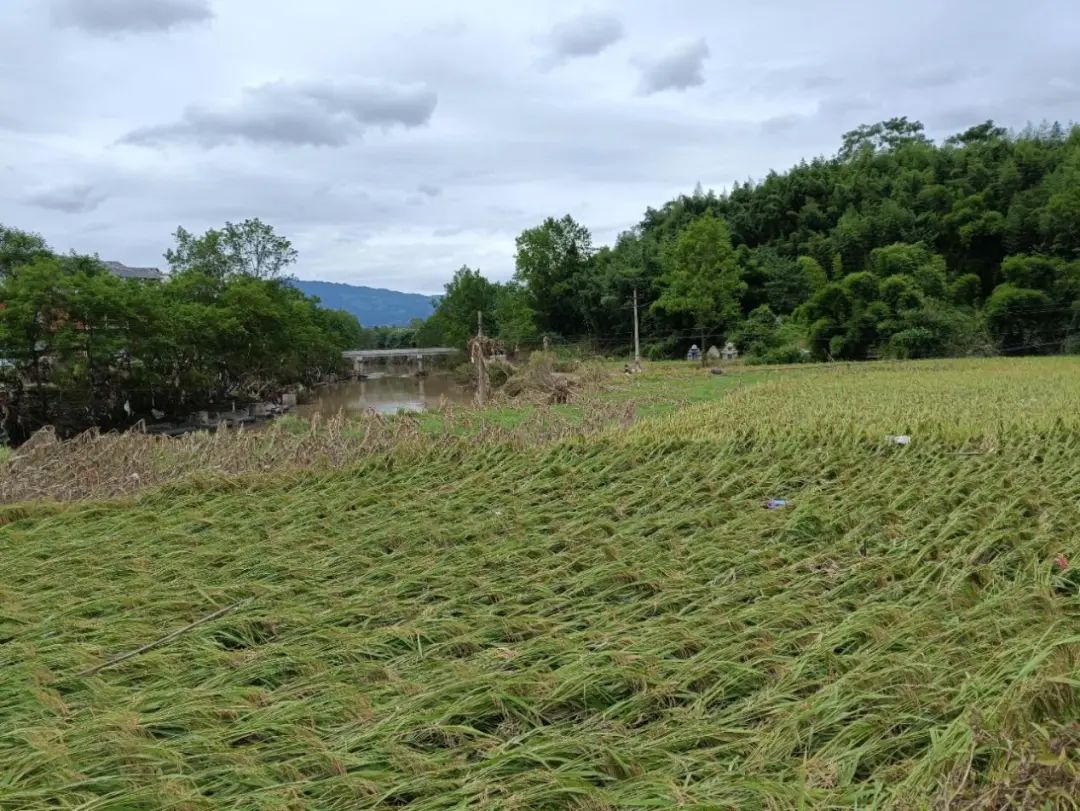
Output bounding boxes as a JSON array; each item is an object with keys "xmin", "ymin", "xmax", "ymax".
[
  {"xmin": 475, "ymin": 310, "xmax": 487, "ymax": 405},
  {"xmin": 632, "ymin": 286, "xmax": 641, "ymax": 372}
]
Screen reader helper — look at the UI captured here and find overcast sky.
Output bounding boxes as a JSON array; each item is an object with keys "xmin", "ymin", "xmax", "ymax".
[{"xmin": 2, "ymin": 0, "xmax": 1078, "ymax": 293}]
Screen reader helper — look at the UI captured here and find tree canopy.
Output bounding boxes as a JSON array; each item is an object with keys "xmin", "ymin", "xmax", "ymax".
[
  {"xmin": 651, "ymin": 213, "xmax": 745, "ymax": 351},
  {"xmin": 0, "ymin": 222, "xmax": 360, "ymax": 441},
  {"xmin": 165, "ymin": 218, "xmax": 298, "ymax": 280},
  {"xmin": 419, "ymin": 118, "xmax": 1080, "ymax": 361}
]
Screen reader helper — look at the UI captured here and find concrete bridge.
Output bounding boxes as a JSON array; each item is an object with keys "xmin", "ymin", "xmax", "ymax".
[{"xmin": 342, "ymin": 347, "xmax": 460, "ymax": 375}]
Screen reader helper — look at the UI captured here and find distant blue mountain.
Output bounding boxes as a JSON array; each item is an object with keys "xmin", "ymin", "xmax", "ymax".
[{"xmin": 292, "ymin": 280, "xmax": 438, "ymax": 327}]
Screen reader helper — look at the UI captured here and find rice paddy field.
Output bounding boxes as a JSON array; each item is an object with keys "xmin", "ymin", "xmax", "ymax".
[{"xmin": 2, "ymin": 358, "xmax": 1079, "ymax": 809}]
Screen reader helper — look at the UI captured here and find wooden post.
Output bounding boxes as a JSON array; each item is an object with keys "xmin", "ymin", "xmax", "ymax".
[
  {"xmin": 476, "ymin": 311, "xmax": 487, "ymax": 405},
  {"xmin": 632, "ymin": 286, "xmax": 641, "ymax": 372}
]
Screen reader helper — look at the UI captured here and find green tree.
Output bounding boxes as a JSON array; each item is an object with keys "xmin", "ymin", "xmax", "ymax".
[
  {"xmin": 0, "ymin": 256, "xmax": 71, "ymax": 402},
  {"xmin": 0, "ymin": 225, "xmax": 51, "ymax": 279},
  {"xmin": 652, "ymin": 213, "xmax": 746, "ymax": 360},
  {"xmin": 422, "ymin": 266, "xmax": 499, "ymax": 349},
  {"xmin": 985, "ymin": 284, "xmax": 1056, "ymax": 354},
  {"xmin": 1, "ymin": 220, "xmax": 360, "ymax": 438},
  {"xmin": 514, "ymin": 215, "xmax": 592, "ymax": 336},
  {"xmin": 735, "ymin": 304, "xmax": 780, "ymax": 356},
  {"xmin": 165, "ymin": 218, "xmax": 298, "ymax": 280},
  {"xmin": 838, "ymin": 117, "xmax": 930, "ymax": 160},
  {"xmin": 949, "ymin": 273, "xmax": 983, "ymax": 306},
  {"xmin": 494, "ymin": 281, "xmax": 540, "ymax": 351}
]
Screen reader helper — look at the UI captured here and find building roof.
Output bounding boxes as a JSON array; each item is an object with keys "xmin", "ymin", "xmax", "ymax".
[{"xmin": 104, "ymin": 261, "xmax": 165, "ymax": 281}]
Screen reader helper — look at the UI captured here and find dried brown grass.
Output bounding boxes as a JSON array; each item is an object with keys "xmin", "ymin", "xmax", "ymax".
[{"xmin": 0, "ymin": 401, "xmax": 635, "ymax": 505}]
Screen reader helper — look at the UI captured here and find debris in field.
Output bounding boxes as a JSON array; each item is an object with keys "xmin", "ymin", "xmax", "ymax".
[
  {"xmin": 76, "ymin": 597, "xmax": 253, "ymax": 677},
  {"xmin": 886, "ymin": 435, "xmax": 911, "ymax": 445},
  {"xmin": 710, "ymin": 367, "xmax": 725, "ymax": 376},
  {"xmin": 1055, "ymin": 555, "xmax": 1069, "ymax": 571},
  {"xmin": 764, "ymin": 499, "xmax": 788, "ymax": 510}
]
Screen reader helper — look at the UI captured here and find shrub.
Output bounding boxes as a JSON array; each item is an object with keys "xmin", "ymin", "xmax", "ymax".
[
  {"xmin": 645, "ymin": 336, "xmax": 682, "ymax": 360},
  {"xmin": 747, "ymin": 344, "xmax": 810, "ymax": 365}
]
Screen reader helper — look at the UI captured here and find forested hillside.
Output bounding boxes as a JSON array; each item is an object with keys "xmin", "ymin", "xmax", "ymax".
[
  {"xmin": 291, "ymin": 280, "xmax": 436, "ymax": 327},
  {"xmin": 423, "ymin": 118, "xmax": 1080, "ymax": 361}
]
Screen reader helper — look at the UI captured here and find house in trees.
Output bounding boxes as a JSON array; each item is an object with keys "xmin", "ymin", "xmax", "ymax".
[{"xmin": 103, "ymin": 261, "xmax": 165, "ymax": 282}]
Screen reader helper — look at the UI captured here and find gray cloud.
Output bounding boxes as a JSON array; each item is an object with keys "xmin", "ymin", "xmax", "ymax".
[
  {"xmin": 51, "ymin": 0, "xmax": 212, "ymax": 34},
  {"xmin": 636, "ymin": 39, "xmax": 709, "ymax": 94},
  {"xmin": 545, "ymin": 13, "xmax": 623, "ymax": 62},
  {"xmin": 1034, "ymin": 77, "xmax": 1080, "ymax": 107},
  {"xmin": 906, "ymin": 66, "xmax": 971, "ymax": 90},
  {"xmin": 122, "ymin": 80, "xmax": 438, "ymax": 148},
  {"xmin": 761, "ymin": 114, "xmax": 802, "ymax": 135},
  {"xmin": 417, "ymin": 184, "xmax": 442, "ymax": 197},
  {"xmin": 933, "ymin": 104, "xmax": 995, "ymax": 130},
  {"xmin": 818, "ymin": 95, "xmax": 875, "ymax": 119},
  {"xmin": 8, "ymin": 0, "xmax": 1080, "ymax": 293},
  {"xmin": 803, "ymin": 74, "xmax": 841, "ymax": 91},
  {"xmin": 23, "ymin": 184, "xmax": 107, "ymax": 213}
]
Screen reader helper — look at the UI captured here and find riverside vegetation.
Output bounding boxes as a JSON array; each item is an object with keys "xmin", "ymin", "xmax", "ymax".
[
  {"xmin": 0, "ymin": 219, "xmax": 365, "ymax": 442},
  {"xmin": 2, "ymin": 356, "xmax": 1079, "ymax": 808},
  {"xmin": 7, "ymin": 118, "xmax": 1080, "ymax": 445}
]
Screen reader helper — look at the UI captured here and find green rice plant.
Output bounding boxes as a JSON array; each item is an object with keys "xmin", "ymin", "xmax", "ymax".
[{"xmin": 1, "ymin": 357, "xmax": 1079, "ymax": 809}]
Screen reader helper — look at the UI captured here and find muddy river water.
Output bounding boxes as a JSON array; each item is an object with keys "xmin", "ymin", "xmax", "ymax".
[{"xmin": 296, "ymin": 374, "xmax": 473, "ymax": 417}]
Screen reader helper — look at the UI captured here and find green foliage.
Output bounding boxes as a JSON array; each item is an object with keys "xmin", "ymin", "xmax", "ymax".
[
  {"xmin": 984, "ymin": 284, "xmax": 1057, "ymax": 354},
  {"xmin": 0, "ymin": 221, "xmax": 360, "ymax": 439},
  {"xmin": 419, "ymin": 273, "xmax": 539, "ymax": 353},
  {"xmin": 878, "ymin": 274, "xmax": 924, "ymax": 311},
  {"xmin": 797, "ymin": 255, "xmax": 828, "ymax": 294},
  {"xmin": 734, "ymin": 304, "xmax": 780, "ymax": 355},
  {"xmin": 514, "ymin": 215, "xmax": 593, "ymax": 336},
  {"xmin": 651, "ymin": 213, "xmax": 746, "ymax": 345},
  {"xmin": 491, "ymin": 117, "xmax": 1079, "ymax": 361},
  {"xmin": 838, "ymin": 116, "xmax": 931, "ymax": 160},
  {"xmin": 890, "ymin": 301, "xmax": 991, "ymax": 358},
  {"xmin": 165, "ymin": 218, "xmax": 297, "ymax": 280},
  {"xmin": 363, "ymin": 322, "xmax": 424, "ymax": 350},
  {"xmin": 1001, "ymin": 254, "xmax": 1063, "ymax": 290},
  {"xmin": 949, "ymin": 273, "xmax": 983, "ymax": 306},
  {"xmin": 0, "ymin": 225, "xmax": 51, "ymax": 279},
  {"xmin": 494, "ymin": 281, "xmax": 539, "ymax": 350},
  {"xmin": 761, "ymin": 253, "xmax": 822, "ymax": 314},
  {"xmin": 420, "ymin": 266, "xmax": 498, "ymax": 349}
]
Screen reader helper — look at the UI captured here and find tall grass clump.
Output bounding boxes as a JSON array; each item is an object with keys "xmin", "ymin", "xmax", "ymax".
[{"xmin": 2, "ymin": 356, "xmax": 1079, "ymax": 808}]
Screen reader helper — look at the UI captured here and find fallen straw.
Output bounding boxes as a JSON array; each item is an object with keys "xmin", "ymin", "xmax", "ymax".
[{"xmin": 77, "ymin": 597, "xmax": 253, "ymax": 677}]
